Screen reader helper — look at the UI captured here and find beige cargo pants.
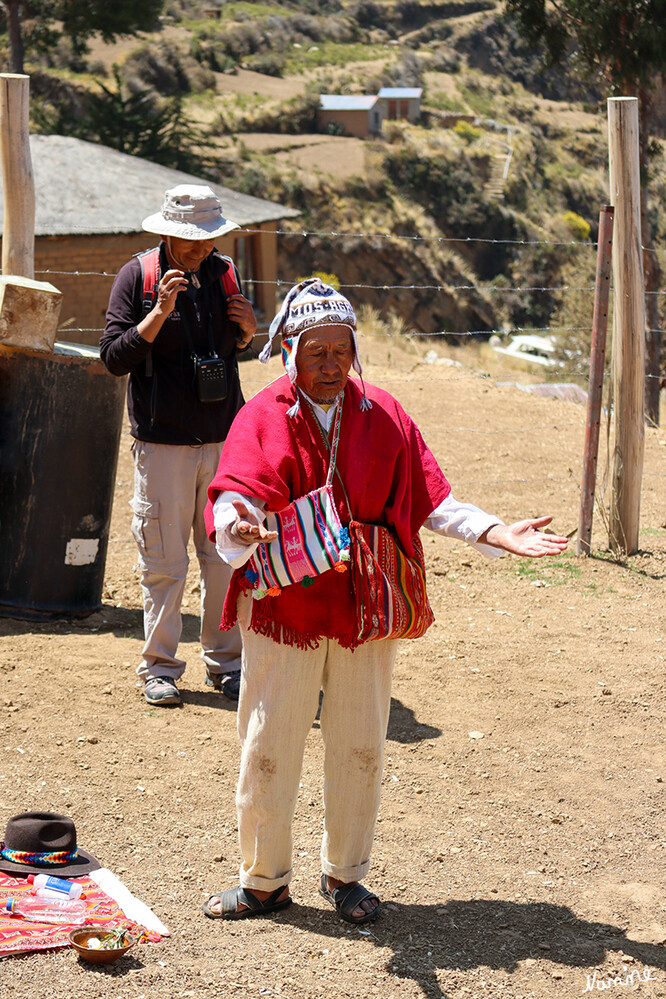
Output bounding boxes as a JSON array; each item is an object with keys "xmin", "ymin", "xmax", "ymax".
[{"xmin": 130, "ymin": 439, "xmax": 241, "ymax": 682}]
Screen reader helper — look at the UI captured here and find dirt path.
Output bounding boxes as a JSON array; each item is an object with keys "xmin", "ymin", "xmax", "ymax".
[{"xmin": 1, "ymin": 336, "xmax": 665, "ymax": 998}]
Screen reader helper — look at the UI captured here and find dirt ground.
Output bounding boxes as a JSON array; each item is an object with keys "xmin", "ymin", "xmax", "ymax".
[{"xmin": 1, "ymin": 335, "xmax": 665, "ymax": 998}]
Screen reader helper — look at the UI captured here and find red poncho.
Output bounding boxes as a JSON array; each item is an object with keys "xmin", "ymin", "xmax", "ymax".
[{"xmin": 205, "ymin": 375, "xmax": 451, "ymax": 649}]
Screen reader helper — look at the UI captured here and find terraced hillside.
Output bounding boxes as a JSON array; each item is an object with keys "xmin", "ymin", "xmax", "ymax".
[{"xmin": 22, "ymin": 0, "xmax": 666, "ymax": 366}]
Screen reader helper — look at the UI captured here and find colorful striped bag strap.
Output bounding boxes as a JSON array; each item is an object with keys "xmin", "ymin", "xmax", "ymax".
[{"xmin": 304, "ymin": 393, "xmax": 353, "ymax": 520}]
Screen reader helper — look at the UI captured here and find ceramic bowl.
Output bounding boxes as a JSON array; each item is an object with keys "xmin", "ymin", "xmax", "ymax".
[{"xmin": 68, "ymin": 926, "xmax": 136, "ymax": 964}]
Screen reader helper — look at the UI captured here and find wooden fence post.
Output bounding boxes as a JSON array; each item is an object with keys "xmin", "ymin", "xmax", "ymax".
[
  {"xmin": 577, "ymin": 205, "xmax": 614, "ymax": 556},
  {"xmin": 0, "ymin": 73, "xmax": 34, "ymax": 279},
  {"xmin": 607, "ymin": 96, "xmax": 645, "ymax": 555}
]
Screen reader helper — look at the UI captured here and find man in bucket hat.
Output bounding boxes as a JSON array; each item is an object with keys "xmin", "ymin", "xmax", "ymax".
[
  {"xmin": 201, "ymin": 278, "xmax": 567, "ymax": 922},
  {"xmin": 101, "ymin": 185, "xmax": 257, "ymax": 707}
]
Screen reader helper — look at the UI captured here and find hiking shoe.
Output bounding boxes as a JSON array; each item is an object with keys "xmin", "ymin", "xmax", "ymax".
[
  {"xmin": 205, "ymin": 668, "xmax": 241, "ymax": 702},
  {"xmin": 144, "ymin": 675, "xmax": 181, "ymax": 706}
]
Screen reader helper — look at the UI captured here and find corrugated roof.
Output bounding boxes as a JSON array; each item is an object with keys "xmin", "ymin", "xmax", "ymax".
[
  {"xmin": 0, "ymin": 135, "xmax": 300, "ymax": 236},
  {"xmin": 377, "ymin": 88, "xmax": 422, "ymax": 99},
  {"xmin": 319, "ymin": 95, "xmax": 377, "ymax": 112}
]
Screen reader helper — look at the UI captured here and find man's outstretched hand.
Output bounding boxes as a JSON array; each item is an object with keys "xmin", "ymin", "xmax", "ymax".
[
  {"xmin": 230, "ymin": 500, "xmax": 278, "ymax": 546},
  {"xmin": 480, "ymin": 516, "xmax": 568, "ymax": 558}
]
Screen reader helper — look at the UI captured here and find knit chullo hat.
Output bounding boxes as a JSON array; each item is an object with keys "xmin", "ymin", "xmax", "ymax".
[{"xmin": 258, "ymin": 278, "xmax": 371, "ymax": 416}]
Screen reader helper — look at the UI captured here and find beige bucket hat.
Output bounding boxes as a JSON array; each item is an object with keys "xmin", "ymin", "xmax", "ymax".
[{"xmin": 142, "ymin": 185, "xmax": 240, "ymax": 240}]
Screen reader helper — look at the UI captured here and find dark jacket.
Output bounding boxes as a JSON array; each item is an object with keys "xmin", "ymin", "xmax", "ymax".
[{"xmin": 100, "ymin": 243, "xmax": 245, "ymax": 445}]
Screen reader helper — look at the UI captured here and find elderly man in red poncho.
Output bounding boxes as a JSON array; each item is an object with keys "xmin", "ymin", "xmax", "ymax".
[{"xmin": 202, "ymin": 279, "xmax": 567, "ymax": 924}]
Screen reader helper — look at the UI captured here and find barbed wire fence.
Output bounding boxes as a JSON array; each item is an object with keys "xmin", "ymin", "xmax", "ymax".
[
  {"xmin": 38, "ymin": 225, "xmax": 666, "ymax": 376},
  {"xmin": 35, "ymin": 227, "xmax": 666, "ymax": 509}
]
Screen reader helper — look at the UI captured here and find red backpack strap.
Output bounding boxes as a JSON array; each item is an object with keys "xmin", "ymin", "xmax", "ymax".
[
  {"xmin": 136, "ymin": 247, "xmax": 160, "ymax": 378},
  {"xmin": 138, "ymin": 247, "xmax": 160, "ymax": 314},
  {"xmin": 219, "ymin": 255, "xmax": 240, "ymax": 298}
]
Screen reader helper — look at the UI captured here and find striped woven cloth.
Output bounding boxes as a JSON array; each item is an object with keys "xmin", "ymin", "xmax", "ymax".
[
  {"xmin": 248, "ymin": 483, "xmax": 345, "ymax": 591},
  {"xmin": 0, "ymin": 871, "xmax": 162, "ymax": 957}
]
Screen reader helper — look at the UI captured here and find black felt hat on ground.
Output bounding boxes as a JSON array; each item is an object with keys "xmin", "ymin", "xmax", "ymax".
[{"xmin": 0, "ymin": 812, "xmax": 101, "ymax": 877}]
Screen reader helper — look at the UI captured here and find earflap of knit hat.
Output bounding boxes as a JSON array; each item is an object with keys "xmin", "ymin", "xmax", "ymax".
[
  {"xmin": 280, "ymin": 334, "xmax": 301, "ymax": 383},
  {"xmin": 350, "ymin": 328, "xmax": 363, "ymax": 377},
  {"xmin": 258, "ymin": 279, "xmax": 316, "ymax": 364}
]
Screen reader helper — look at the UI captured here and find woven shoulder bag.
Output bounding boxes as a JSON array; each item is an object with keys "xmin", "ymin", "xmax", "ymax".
[
  {"xmin": 347, "ymin": 521, "xmax": 434, "ymax": 642},
  {"xmin": 244, "ymin": 400, "xmax": 349, "ymax": 596},
  {"xmin": 306, "ymin": 399, "xmax": 435, "ymax": 642}
]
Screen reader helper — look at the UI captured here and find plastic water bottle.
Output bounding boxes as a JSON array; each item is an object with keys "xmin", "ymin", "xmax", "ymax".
[
  {"xmin": 27, "ymin": 873, "xmax": 83, "ymax": 900},
  {"xmin": 5, "ymin": 897, "xmax": 87, "ymax": 924}
]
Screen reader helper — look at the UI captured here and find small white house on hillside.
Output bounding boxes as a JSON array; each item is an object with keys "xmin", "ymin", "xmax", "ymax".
[
  {"xmin": 377, "ymin": 87, "xmax": 422, "ymax": 123},
  {"xmin": 318, "ymin": 95, "xmax": 382, "ymax": 138},
  {"xmin": 317, "ymin": 87, "xmax": 422, "ymax": 138}
]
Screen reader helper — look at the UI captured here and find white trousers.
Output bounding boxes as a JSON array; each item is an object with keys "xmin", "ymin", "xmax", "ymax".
[
  {"xmin": 130, "ymin": 440, "xmax": 241, "ymax": 681},
  {"xmin": 236, "ymin": 619, "xmax": 398, "ymax": 891}
]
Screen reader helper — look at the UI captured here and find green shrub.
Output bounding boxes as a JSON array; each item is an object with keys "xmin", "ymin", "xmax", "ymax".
[
  {"xmin": 453, "ymin": 120, "xmax": 481, "ymax": 143},
  {"xmin": 346, "ymin": 1, "xmax": 384, "ymax": 29},
  {"xmin": 383, "ymin": 121, "xmax": 405, "ymax": 144},
  {"xmin": 561, "ymin": 210, "xmax": 591, "ymax": 241},
  {"xmin": 461, "ymin": 11, "xmax": 601, "ymax": 104},
  {"xmin": 50, "ymin": 68, "xmax": 218, "ymax": 175},
  {"xmin": 29, "ymin": 71, "xmax": 90, "ymax": 135},
  {"xmin": 549, "ymin": 252, "xmax": 599, "ymax": 376},
  {"xmin": 246, "ymin": 51, "xmax": 286, "ymax": 77},
  {"xmin": 123, "ymin": 41, "xmax": 215, "ymax": 96},
  {"xmin": 87, "ymin": 60, "xmax": 108, "ymax": 77},
  {"xmin": 383, "ymin": 143, "xmax": 523, "ymax": 279},
  {"xmin": 215, "ymin": 92, "xmax": 320, "ymax": 135},
  {"xmin": 427, "ymin": 47, "xmax": 460, "ymax": 73},
  {"xmin": 506, "ymin": 242, "xmax": 572, "ymax": 328}
]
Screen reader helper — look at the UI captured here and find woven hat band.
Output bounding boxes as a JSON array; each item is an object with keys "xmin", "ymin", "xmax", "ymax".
[{"xmin": 0, "ymin": 843, "xmax": 78, "ymax": 866}]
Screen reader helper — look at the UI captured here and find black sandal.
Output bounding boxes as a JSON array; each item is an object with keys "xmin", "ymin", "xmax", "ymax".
[
  {"xmin": 318, "ymin": 873, "xmax": 380, "ymax": 924},
  {"xmin": 202, "ymin": 884, "xmax": 291, "ymax": 920}
]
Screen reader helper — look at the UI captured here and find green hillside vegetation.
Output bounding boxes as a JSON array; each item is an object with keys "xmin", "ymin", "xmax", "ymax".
[{"xmin": 6, "ymin": 0, "xmax": 666, "ymax": 376}]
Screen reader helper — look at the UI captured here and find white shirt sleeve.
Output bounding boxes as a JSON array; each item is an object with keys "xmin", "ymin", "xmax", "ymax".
[
  {"xmin": 424, "ymin": 492, "xmax": 505, "ymax": 558},
  {"xmin": 213, "ymin": 491, "xmax": 267, "ymax": 568},
  {"xmin": 215, "ymin": 487, "xmax": 505, "ymax": 565}
]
